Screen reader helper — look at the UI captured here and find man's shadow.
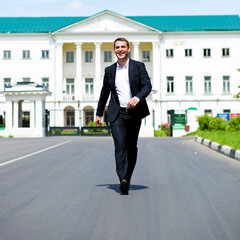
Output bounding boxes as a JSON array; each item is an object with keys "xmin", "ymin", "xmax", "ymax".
[{"xmin": 96, "ymin": 184, "xmax": 148, "ymax": 194}]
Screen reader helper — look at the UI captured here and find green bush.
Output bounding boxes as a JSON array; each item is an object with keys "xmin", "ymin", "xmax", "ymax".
[
  {"xmin": 197, "ymin": 115, "xmax": 227, "ymax": 131},
  {"xmin": 160, "ymin": 123, "xmax": 171, "ymax": 136},
  {"xmin": 197, "ymin": 114, "xmax": 212, "ymax": 130},
  {"xmin": 228, "ymin": 116, "xmax": 240, "ymax": 132},
  {"xmin": 154, "ymin": 130, "xmax": 166, "ymax": 137}
]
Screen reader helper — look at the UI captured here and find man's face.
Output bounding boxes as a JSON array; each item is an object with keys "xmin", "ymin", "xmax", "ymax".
[{"xmin": 114, "ymin": 40, "xmax": 130, "ymax": 61}]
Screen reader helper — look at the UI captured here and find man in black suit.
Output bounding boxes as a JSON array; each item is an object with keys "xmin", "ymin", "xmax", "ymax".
[{"xmin": 95, "ymin": 37, "xmax": 152, "ymax": 195}]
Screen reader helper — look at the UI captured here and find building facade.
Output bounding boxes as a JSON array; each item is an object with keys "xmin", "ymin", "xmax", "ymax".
[{"xmin": 0, "ymin": 10, "xmax": 240, "ymax": 136}]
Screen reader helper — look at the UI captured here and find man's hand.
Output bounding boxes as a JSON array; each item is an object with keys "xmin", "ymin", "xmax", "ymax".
[
  {"xmin": 127, "ymin": 97, "xmax": 139, "ymax": 108},
  {"xmin": 95, "ymin": 116, "xmax": 102, "ymax": 127}
]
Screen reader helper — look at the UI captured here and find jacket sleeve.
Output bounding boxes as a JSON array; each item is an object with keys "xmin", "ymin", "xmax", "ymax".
[
  {"xmin": 96, "ymin": 70, "xmax": 110, "ymax": 117},
  {"xmin": 134, "ymin": 62, "xmax": 152, "ymax": 101}
]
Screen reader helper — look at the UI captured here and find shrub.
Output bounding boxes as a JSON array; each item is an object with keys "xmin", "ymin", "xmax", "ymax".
[
  {"xmin": 228, "ymin": 116, "xmax": 240, "ymax": 132},
  {"xmin": 197, "ymin": 114, "xmax": 212, "ymax": 130},
  {"xmin": 160, "ymin": 123, "xmax": 171, "ymax": 136},
  {"xmin": 197, "ymin": 115, "xmax": 227, "ymax": 131},
  {"xmin": 154, "ymin": 130, "xmax": 166, "ymax": 137}
]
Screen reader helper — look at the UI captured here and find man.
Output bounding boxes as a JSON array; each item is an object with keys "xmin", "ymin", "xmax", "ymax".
[{"xmin": 95, "ymin": 37, "xmax": 152, "ymax": 195}]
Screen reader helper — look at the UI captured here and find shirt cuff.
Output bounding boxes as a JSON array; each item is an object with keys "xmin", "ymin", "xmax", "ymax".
[{"xmin": 133, "ymin": 96, "xmax": 140, "ymax": 103}]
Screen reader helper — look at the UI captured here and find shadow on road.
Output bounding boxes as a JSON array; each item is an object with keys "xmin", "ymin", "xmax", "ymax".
[{"xmin": 96, "ymin": 184, "xmax": 148, "ymax": 193}]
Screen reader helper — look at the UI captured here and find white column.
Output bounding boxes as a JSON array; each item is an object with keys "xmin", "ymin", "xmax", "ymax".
[
  {"xmin": 55, "ymin": 42, "xmax": 63, "ymax": 101},
  {"xmin": 36, "ymin": 100, "xmax": 43, "ymax": 129},
  {"xmin": 30, "ymin": 100, "xmax": 35, "ymax": 128},
  {"xmin": 152, "ymin": 42, "xmax": 161, "ymax": 101},
  {"xmin": 5, "ymin": 100, "xmax": 13, "ymax": 129},
  {"xmin": 133, "ymin": 42, "xmax": 140, "ymax": 61},
  {"xmin": 13, "ymin": 101, "xmax": 19, "ymax": 128},
  {"xmin": 95, "ymin": 42, "xmax": 102, "ymax": 97},
  {"xmin": 75, "ymin": 42, "xmax": 82, "ymax": 101}
]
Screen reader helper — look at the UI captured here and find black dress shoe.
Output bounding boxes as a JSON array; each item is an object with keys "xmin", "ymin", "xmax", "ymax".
[{"xmin": 120, "ymin": 179, "xmax": 129, "ymax": 195}]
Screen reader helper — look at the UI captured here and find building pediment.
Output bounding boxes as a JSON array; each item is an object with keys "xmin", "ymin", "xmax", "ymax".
[{"xmin": 54, "ymin": 10, "xmax": 160, "ymax": 34}]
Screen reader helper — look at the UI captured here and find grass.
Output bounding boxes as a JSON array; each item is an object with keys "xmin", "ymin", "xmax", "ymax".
[{"xmin": 186, "ymin": 130, "xmax": 240, "ymax": 150}]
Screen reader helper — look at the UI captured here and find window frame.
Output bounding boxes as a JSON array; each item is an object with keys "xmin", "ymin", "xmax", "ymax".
[
  {"xmin": 167, "ymin": 76, "xmax": 174, "ymax": 93},
  {"xmin": 85, "ymin": 51, "xmax": 93, "ymax": 62},
  {"xmin": 22, "ymin": 50, "xmax": 30, "ymax": 59}
]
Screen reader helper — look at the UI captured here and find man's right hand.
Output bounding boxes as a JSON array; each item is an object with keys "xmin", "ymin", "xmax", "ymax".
[{"xmin": 95, "ymin": 116, "xmax": 102, "ymax": 127}]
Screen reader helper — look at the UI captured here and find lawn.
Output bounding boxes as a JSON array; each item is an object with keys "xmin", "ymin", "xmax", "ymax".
[{"xmin": 189, "ymin": 130, "xmax": 240, "ymax": 150}]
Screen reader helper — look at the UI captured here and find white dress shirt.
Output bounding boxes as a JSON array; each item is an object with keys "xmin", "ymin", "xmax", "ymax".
[{"xmin": 115, "ymin": 59, "xmax": 132, "ymax": 108}]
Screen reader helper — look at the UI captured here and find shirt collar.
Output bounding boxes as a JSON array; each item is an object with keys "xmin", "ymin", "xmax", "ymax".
[{"xmin": 117, "ymin": 58, "xmax": 129, "ymax": 69}]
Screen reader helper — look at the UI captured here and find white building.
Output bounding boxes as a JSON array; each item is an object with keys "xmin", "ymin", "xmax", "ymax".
[{"xmin": 0, "ymin": 10, "xmax": 240, "ymax": 137}]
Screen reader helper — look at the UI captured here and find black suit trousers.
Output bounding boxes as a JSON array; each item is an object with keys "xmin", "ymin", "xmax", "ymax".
[{"xmin": 110, "ymin": 108, "xmax": 142, "ymax": 183}]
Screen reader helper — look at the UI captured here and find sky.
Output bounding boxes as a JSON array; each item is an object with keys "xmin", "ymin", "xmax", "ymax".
[{"xmin": 0, "ymin": 0, "xmax": 240, "ymax": 17}]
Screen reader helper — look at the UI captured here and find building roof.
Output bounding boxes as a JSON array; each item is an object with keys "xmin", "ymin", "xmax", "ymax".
[{"xmin": 0, "ymin": 11, "xmax": 240, "ymax": 34}]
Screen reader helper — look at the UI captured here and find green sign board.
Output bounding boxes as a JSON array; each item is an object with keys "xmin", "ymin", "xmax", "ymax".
[{"xmin": 174, "ymin": 114, "xmax": 186, "ymax": 124}]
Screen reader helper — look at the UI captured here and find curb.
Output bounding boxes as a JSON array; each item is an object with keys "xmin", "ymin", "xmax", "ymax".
[{"xmin": 195, "ymin": 136, "xmax": 240, "ymax": 161}]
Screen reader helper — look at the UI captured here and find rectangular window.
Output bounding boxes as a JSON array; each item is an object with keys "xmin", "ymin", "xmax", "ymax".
[
  {"xmin": 22, "ymin": 50, "xmax": 30, "ymax": 59},
  {"xmin": 42, "ymin": 78, "xmax": 49, "ymax": 90},
  {"xmin": 204, "ymin": 76, "xmax": 211, "ymax": 93},
  {"xmin": 204, "ymin": 109, "xmax": 212, "ymax": 116},
  {"xmin": 185, "ymin": 49, "xmax": 192, "ymax": 57},
  {"xmin": 4, "ymin": 78, "xmax": 11, "ymax": 88},
  {"xmin": 85, "ymin": 51, "xmax": 93, "ymax": 62},
  {"xmin": 66, "ymin": 78, "xmax": 75, "ymax": 95},
  {"xmin": 222, "ymin": 48, "xmax": 230, "ymax": 57},
  {"xmin": 85, "ymin": 78, "xmax": 94, "ymax": 94},
  {"xmin": 42, "ymin": 50, "xmax": 49, "ymax": 59},
  {"xmin": 203, "ymin": 49, "xmax": 211, "ymax": 57},
  {"xmin": 142, "ymin": 50, "xmax": 150, "ymax": 62},
  {"xmin": 23, "ymin": 77, "xmax": 30, "ymax": 82},
  {"xmin": 167, "ymin": 76, "xmax": 174, "ymax": 93},
  {"xmin": 104, "ymin": 51, "xmax": 112, "ymax": 62},
  {"xmin": 223, "ymin": 109, "xmax": 230, "ymax": 113},
  {"xmin": 223, "ymin": 76, "xmax": 230, "ymax": 93},
  {"xmin": 66, "ymin": 51, "xmax": 74, "ymax": 63},
  {"xmin": 166, "ymin": 49, "xmax": 174, "ymax": 57},
  {"xmin": 185, "ymin": 76, "xmax": 193, "ymax": 93},
  {"xmin": 3, "ymin": 50, "xmax": 11, "ymax": 59}
]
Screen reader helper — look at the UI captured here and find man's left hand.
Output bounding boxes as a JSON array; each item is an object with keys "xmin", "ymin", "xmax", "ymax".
[{"xmin": 127, "ymin": 97, "xmax": 139, "ymax": 108}]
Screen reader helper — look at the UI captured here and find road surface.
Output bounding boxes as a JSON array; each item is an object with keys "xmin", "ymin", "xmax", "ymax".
[{"xmin": 0, "ymin": 137, "xmax": 239, "ymax": 240}]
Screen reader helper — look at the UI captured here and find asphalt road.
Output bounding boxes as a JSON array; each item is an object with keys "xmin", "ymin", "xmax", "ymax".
[{"xmin": 0, "ymin": 136, "xmax": 240, "ymax": 240}]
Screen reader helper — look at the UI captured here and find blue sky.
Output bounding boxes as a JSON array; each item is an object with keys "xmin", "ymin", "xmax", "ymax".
[{"xmin": 1, "ymin": 0, "xmax": 240, "ymax": 17}]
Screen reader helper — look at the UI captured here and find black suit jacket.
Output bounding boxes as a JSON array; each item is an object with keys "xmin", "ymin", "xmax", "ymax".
[{"xmin": 96, "ymin": 58, "xmax": 152, "ymax": 122}]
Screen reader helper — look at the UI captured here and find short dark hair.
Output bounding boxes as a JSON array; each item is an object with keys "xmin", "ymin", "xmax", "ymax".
[{"xmin": 114, "ymin": 37, "xmax": 130, "ymax": 48}]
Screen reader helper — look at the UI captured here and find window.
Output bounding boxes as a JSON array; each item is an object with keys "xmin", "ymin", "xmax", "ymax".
[
  {"xmin": 66, "ymin": 78, "xmax": 75, "ymax": 95},
  {"xmin": 223, "ymin": 76, "xmax": 230, "ymax": 93},
  {"xmin": 185, "ymin": 49, "xmax": 192, "ymax": 57},
  {"xmin": 4, "ymin": 78, "xmax": 11, "ymax": 88},
  {"xmin": 142, "ymin": 50, "xmax": 150, "ymax": 62},
  {"xmin": 85, "ymin": 78, "xmax": 94, "ymax": 94},
  {"xmin": 204, "ymin": 109, "xmax": 212, "ymax": 116},
  {"xmin": 85, "ymin": 109, "xmax": 94, "ymax": 126},
  {"xmin": 185, "ymin": 76, "xmax": 193, "ymax": 93},
  {"xmin": 222, "ymin": 48, "xmax": 230, "ymax": 57},
  {"xmin": 167, "ymin": 76, "xmax": 174, "ymax": 93},
  {"xmin": 42, "ymin": 78, "xmax": 49, "ymax": 90},
  {"xmin": 3, "ymin": 50, "xmax": 11, "ymax": 59},
  {"xmin": 66, "ymin": 110, "xmax": 75, "ymax": 126},
  {"xmin": 22, "ymin": 50, "xmax": 30, "ymax": 59},
  {"xmin": 204, "ymin": 76, "xmax": 211, "ymax": 93},
  {"xmin": 42, "ymin": 50, "xmax": 49, "ymax": 59},
  {"xmin": 223, "ymin": 109, "xmax": 230, "ymax": 113},
  {"xmin": 23, "ymin": 78, "xmax": 30, "ymax": 83},
  {"xmin": 85, "ymin": 51, "xmax": 93, "ymax": 62},
  {"xmin": 66, "ymin": 51, "xmax": 74, "ymax": 63},
  {"xmin": 203, "ymin": 49, "xmax": 211, "ymax": 57},
  {"xmin": 104, "ymin": 51, "xmax": 112, "ymax": 62},
  {"xmin": 166, "ymin": 49, "xmax": 174, "ymax": 57}
]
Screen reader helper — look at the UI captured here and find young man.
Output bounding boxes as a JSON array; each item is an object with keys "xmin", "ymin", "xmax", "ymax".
[{"xmin": 95, "ymin": 37, "xmax": 152, "ymax": 195}]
